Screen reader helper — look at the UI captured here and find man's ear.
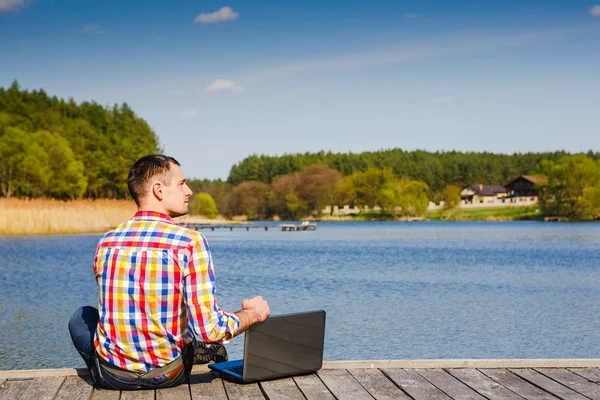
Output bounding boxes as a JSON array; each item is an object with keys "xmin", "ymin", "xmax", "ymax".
[{"xmin": 152, "ymin": 181, "xmax": 163, "ymax": 200}]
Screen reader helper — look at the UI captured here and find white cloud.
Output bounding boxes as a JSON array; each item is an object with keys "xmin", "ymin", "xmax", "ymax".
[
  {"xmin": 82, "ymin": 25, "xmax": 103, "ymax": 34},
  {"xmin": 206, "ymin": 79, "xmax": 244, "ymax": 93},
  {"xmin": 590, "ymin": 5, "xmax": 600, "ymax": 16},
  {"xmin": 403, "ymin": 13, "xmax": 419, "ymax": 19},
  {"xmin": 0, "ymin": 0, "xmax": 25, "ymax": 12},
  {"xmin": 179, "ymin": 110, "xmax": 198, "ymax": 118},
  {"xmin": 194, "ymin": 6, "xmax": 239, "ymax": 24},
  {"xmin": 432, "ymin": 96, "xmax": 454, "ymax": 104}
]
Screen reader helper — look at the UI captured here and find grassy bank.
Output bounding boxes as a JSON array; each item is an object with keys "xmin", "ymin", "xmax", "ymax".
[
  {"xmin": 315, "ymin": 206, "xmax": 543, "ymax": 221},
  {"xmin": 427, "ymin": 205, "xmax": 542, "ymax": 221},
  {"xmin": 0, "ymin": 199, "xmax": 229, "ymax": 236},
  {"xmin": 0, "ymin": 198, "xmax": 138, "ymax": 236}
]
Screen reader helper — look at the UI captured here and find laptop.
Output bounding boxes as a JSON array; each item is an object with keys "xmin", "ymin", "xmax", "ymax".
[{"xmin": 208, "ymin": 310, "xmax": 326, "ymax": 383}]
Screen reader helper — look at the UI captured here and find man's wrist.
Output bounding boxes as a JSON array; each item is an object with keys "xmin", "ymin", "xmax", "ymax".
[{"xmin": 244, "ymin": 309, "xmax": 260, "ymax": 324}]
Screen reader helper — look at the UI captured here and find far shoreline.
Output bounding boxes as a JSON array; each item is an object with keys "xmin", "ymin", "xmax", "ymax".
[
  {"xmin": 3, "ymin": 218, "xmax": 597, "ymax": 237},
  {"xmin": 2, "ymin": 200, "xmax": 596, "ymax": 237}
]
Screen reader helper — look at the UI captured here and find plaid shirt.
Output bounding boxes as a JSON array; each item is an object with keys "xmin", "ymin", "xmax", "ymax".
[{"xmin": 93, "ymin": 211, "xmax": 240, "ymax": 372}]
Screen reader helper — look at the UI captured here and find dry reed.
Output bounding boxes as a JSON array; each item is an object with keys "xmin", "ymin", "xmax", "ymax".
[{"xmin": 0, "ymin": 198, "xmax": 138, "ymax": 236}]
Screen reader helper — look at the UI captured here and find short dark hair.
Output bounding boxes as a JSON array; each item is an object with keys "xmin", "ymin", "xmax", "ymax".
[{"xmin": 127, "ymin": 154, "xmax": 180, "ymax": 206}]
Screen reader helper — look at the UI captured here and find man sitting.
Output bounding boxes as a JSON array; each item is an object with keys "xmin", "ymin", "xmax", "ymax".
[{"xmin": 68, "ymin": 154, "xmax": 270, "ymax": 390}]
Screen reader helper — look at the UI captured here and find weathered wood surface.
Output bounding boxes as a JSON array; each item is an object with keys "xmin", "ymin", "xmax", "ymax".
[
  {"xmin": 260, "ymin": 377, "xmax": 306, "ymax": 400},
  {"xmin": 415, "ymin": 368, "xmax": 486, "ymax": 400},
  {"xmin": 156, "ymin": 380, "xmax": 191, "ymax": 400},
  {"xmin": 223, "ymin": 379, "xmax": 264, "ymax": 400},
  {"xmin": 90, "ymin": 387, "xmax": 120, "ymax": 400},
  {"xmin": 293, "ymin": 374, "xmax": 335, "ymax": 400},
  {"xmin": 510, "ymin": 368, "xmax": 590, "ymax": 400},
  {"xmin": 53, "ymin": 376, "xmax": 94, "ymax": 400},
  {"xmin": 571, "ymin": 367, "xmax": 600, "ymax": 383},
  {"xmin": 120, "ymin": 389, "xmax": 156, "ymax": 400},
  {"xmin": 535, "ymin": 368, "xmax": 600, "ymax": 400},
  {"xmin": 188, "ymin": 371, "xmax": 228, "ymax": 400},
  {"xmin": 382, "ymin": 368, "xmax": 452, "ymax": 400},
  {"xmin": 3, "ymin": 358, "xmax": 599, "ymax": 380},
  {"xmin": 349, "ymin": 368, "xmax": 411, "ymax": 400},
  {"xmin": 447, "ymin": 368, "xmax": 523, "ymax": 400},
  {"xmin": 1, "ymin": 365, "xmax": 599, "ymax": 399},
  {"xmin": 479, "ymin": 368, "xmax": 561, "ymax": 399},
  {"xmin": 317, "ymin": 369, "xmax": 374, "ymax": 400},
  {"xmin": 17, "ymin": 376, "xmax": 65, "ymax": 400},
  {"xmin": 0, "ymin": 379, "xmax": 33, "ymax": 400}
]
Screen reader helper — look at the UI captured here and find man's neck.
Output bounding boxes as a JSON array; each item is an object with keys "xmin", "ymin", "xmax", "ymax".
[{"xmin": 137, "ymin": 204, "xmax": 170, "ymax": 217}]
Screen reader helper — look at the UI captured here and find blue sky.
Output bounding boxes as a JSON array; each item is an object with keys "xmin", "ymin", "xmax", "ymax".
[{"xmin": 1, "ymin": 0, "xmax": 600, "ymax": 179}]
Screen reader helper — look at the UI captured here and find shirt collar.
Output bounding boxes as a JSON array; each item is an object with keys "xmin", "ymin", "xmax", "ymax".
[{"xmin": 133, "ymin": 211, "xmax": 175, "ymax": 224}]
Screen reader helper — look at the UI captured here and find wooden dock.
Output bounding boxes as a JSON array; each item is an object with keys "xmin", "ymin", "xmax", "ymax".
[
  {"xmin": 280, "ymin": 222, "xmax": 317, "ymax": 231},
  {"xmin": 2, "ymin": 359, "xmax": 599, "ymax": 399}
]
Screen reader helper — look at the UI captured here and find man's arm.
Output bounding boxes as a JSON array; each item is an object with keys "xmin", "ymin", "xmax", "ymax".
[{"xmin": 184, "ymin": 234, "xmax": 269, "ymax": 342}]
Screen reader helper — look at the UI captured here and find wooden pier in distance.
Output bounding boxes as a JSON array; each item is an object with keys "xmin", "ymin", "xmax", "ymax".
[
  {"xmin": 2, "ymin": 359, "xmax": 599, "ymax": 400},
  {"xmin": 279, "ymin": 222, "xmax": 317, "ymax": 231}
]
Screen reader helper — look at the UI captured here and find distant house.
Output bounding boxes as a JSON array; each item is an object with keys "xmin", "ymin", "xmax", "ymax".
[
  {"xmin": 505, "ymin": 175, "xmax": 545, "ymax": 198},
  {"xmin": 461, "ymin": 184, "xmax": 508, "ymax": 204}
]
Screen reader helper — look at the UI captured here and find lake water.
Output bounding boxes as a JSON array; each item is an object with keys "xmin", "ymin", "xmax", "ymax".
[{"xmin": 0, "ymin": 221, "xmax": 599, "ymax": 371}]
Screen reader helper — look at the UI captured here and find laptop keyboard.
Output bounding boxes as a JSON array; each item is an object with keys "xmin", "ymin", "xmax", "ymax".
[{"xmin": 228, "ymin": 365, "xmax": 244, "ymax": 376}]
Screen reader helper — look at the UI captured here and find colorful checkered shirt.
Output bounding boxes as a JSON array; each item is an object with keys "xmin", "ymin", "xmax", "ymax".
[{"xmin": 93, "ymin": 211, "xmax": 240, "ymax": 373}]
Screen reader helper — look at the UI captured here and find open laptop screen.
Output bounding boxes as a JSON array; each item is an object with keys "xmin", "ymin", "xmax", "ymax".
[{"xmin": 242, "ymin": 310, "xmax": 326, "ymax": 382}]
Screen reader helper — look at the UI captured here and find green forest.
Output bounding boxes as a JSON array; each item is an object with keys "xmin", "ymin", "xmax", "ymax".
[
  {"xmin": 227, "ymin": 149, "xmax": 600, "ymax": 192},
  {"xmin": 0, "ymin": 81, "xmax": 160, "ymax": 199},
  {"xmin": 2, "ymin": 83, "xmax": 600, "ymax": 221}
]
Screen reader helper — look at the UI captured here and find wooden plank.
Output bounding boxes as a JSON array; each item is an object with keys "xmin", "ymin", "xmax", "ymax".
[
  {"xmin": 0, "ymin": 379, "xmax": 34, "ymax": 400},
  {"xmin": 317, "ymin": 369, "xmax": 374, "ymax": 400},
  {"xmin": 54, "ymin": 376, "xmax": 94, "ymax": 400},
  {"xmin": 121, "ymin": 389, "xmax": 156, "ymax": 399},
  {"xmin": 447, "ymin": 368, "xmax": 523, "ymax": 400},
  {"xmin": 260, "ymin": 378, "xmax": 306, "ymax": 400},
  {"xmin": 348, "ymin": 369, "xmax": 411, "ymax": 400},
  {"xmin": 91, "ymin": 387, "xmax": 121, "ymax": 400},
  {"xmin": 0, "ymin": 365, "xmax": 210, "ymax": 380},
  {"xmin": 0, "ymin": 379, "xmax": 5, "ymax": 388},
  {"xmin": 415, "ymin": 369, "xmax": 486, "ymax": 400},
  {"xmin": 535, "ymin": 368, "xmax": 600, "ymax": 400},
  {"xmin": 480, "ymin": 368, "xmax": 560, "ymax": 400},
  {"xmin": 293, "ymin": 374, "xmax": 335, "ymax": 400},
  {"xmin": 1, "ymin": 360, "xmax": 599, "ymax": 380},
  {"xmin": 321, "ymin": 359, "xmax": 600, "ymax": 370},
  {"xmin": 0, "ymin": 368, "xmax": 87, "ymax": 379},
  {"xmin": 569, "ymin": 368, "xmax": 600, "ymax": 383},
  {"xmin": 381, "ymin": 369, "xmax": 451, "ymax": 400},
  {"xmin": 156, "ymin": 381, "xmax": 191, "ymax": 399},
  {"xmin": 510, "ymin": 368, "xmax": 589, "ymax": 400},
  {"xmin": 18, "ymin": 376, "xmax": 65, "ymax": 400},
  {"xmin": 188, "ymin": 371, "xmax": 228, "ymax": 400},
  {"xmin": 223, "ymin": 379, "xmax": 265, "ymax": 400}
]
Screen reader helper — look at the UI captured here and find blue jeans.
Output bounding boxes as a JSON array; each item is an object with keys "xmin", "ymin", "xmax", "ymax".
[{"xmin": 68, "ymin": 306, "xmax": 193, "ymax": 390}]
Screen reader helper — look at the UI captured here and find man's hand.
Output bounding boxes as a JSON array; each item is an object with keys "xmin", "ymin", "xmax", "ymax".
[
  {"xmin": 233, "ymin": 296, "xmax": 270, "ymax": 336},
  {"xmin": 241, "ymin": 296, "xmax": 270, "ymax": 324}
]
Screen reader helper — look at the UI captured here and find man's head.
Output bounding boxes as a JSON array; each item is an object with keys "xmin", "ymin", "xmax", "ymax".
[{"xmin": 127, "ymin": 154, "xmax": 193, "ymax": 217}]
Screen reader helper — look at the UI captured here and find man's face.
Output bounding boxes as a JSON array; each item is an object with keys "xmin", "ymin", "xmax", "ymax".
[{"xmin": 161, "ymin": 163, "xmax": 193, "ymax": 218}]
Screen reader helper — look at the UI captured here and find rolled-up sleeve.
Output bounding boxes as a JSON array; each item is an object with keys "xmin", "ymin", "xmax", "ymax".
[{"xmin": 183, "ymin": 233, "xmax": 240, "ymax": 343}]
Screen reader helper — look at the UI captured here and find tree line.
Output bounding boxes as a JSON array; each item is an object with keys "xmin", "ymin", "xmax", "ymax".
[
  {"xmin": 190, "ymin": 156, "xmax": 600, "ymax": 221},
  {"xmin": 2, "ymin": 83, "xmax": 598, "ymax": 220},
  {"xmin": 226, "ymin": 149, "xmax": 600, "ymax": 195},
  {"xmin": 0, "ymin": 81, "xmax": 160, "ymax": 199}
]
